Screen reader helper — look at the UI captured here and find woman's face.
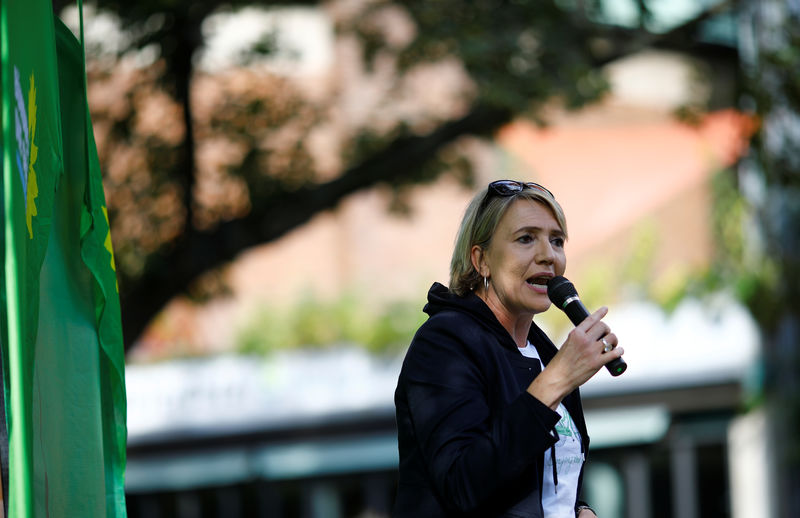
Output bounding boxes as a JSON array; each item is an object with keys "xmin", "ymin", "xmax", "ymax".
[{"xmin": 477, "ymin": 198, "xmax": 567, "ymax": 317}]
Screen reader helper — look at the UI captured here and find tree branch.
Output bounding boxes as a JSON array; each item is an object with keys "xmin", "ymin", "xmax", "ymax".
[{"xmin": 120, "ymin": 103, "xmax": 512, "ymax": 347}]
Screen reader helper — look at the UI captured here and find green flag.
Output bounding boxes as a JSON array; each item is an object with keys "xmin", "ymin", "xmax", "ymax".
[
  {"xmin": 1, "ymin": 1, "xmax": 127, "ymax": 516},
  {"xmin": 1, "ymin": 0, "xmax": 64, "ymax": 514}
]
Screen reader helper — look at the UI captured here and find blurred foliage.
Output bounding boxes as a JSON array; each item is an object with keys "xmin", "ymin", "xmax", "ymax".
[
  {"xmin": 62, "ymin": 0, "xmax": 725, "ymax": 346},
  {"xmin": 738, "ymin": 0, "xmax": 800, "ymax": 480},
  {"xmin": 703, "ymin": 168, "xmax": 779, "ymax": 322},
  {"xmin": 88, "ymin": 64, "xmax": 322, "ymax": 279},
  {"xmin": 621, "ymin": 169, "xmax": 781, "ymax": 324},
  {"xmin": 619, "ymin": 220, "xmax": 660, "ymax": 295},
  {"xmin": 557, "ymin": 169, "xmax": 768, "ymax": 316},
  {"xmin": 391, "ymin": 0, "xmax": 609, "ymax": 112},
  {"xmin": 235, "ymin": 291, "xmax": 427, "ymax": 355}
]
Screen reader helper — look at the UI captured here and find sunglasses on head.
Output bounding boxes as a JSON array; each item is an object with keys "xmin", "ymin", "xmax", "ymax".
[{"xmin": 478, "ymin": 180, "xmax": 553, "ymax": 214}]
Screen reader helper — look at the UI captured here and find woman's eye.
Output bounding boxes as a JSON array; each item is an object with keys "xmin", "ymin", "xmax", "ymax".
[
  {"xmin": 517, "ymin": 235, "xmax": 533, "ymax": 243},
  {"xmin": 551, "ymin": 237, "xmax": 564, "ymax": 247}
]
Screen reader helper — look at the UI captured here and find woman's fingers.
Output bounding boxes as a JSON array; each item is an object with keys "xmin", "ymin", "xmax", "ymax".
[
  {"xmin": 564, "ymin": 307, "xmax": 623, "ymax": 364},
  {"xmin": 573, "ymin": 307, "xmax": 615, "ymax": 346},
  {"xmin": 552, "ymin": 305, "xmax": 627, "ymax": 392},
  {"xmin": 577, "ymin": 307, "xmax": 608, "ymax": 334},
  {"xmin": 599, "ymin": 332, "xmax": 618, "ymax": 351}
]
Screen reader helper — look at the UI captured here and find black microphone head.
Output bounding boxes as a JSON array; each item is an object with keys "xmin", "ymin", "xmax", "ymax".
[{"xmin": 547, "ymin": 276, "xmax": 578, "ymax": 308}]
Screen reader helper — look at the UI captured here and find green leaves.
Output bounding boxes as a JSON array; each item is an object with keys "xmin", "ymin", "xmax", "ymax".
[
  {"xmin": 236, "ymin": 291, "xmax": 427, "ymax": 355},
  {"xmin": 396, "ymin": 0, "xmax": 609, "ymax": 112}
]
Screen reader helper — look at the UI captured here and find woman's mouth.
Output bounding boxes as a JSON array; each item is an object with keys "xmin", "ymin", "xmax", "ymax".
[{"xmin": 526, "ymin": 275, "xmax": 551, "ymax": 292}]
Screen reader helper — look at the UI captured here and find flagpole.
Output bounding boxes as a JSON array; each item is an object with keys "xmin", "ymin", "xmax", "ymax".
[{"xmin": 0, "ymin": 363, "xmax": 7, "ymax": 518}]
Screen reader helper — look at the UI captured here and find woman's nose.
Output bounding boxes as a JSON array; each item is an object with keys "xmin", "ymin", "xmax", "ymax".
[{"xmin": 535, "ymin": 241, "xmax": 555, "ymax": 264}]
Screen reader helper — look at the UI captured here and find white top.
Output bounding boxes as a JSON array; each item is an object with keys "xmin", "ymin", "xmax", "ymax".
[{"xmin": 519, "ymin": 342, "xmax": 584, "ymax": 517}]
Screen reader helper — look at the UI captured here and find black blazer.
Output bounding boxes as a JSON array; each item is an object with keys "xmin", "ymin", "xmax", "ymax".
[{"xmin": 393, "ymin": 283, "xmax": 589, "ymax": 517}]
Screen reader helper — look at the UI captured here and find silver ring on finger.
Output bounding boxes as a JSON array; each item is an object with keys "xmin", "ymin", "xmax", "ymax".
[{"xmin": 601, "ymin": 337, "xmax": 613, "ymax": 353}]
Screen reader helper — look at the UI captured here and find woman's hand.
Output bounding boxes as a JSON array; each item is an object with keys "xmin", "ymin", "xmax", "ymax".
[
  {"xmin": 577, "ymin": 508, "xmax": 598, "ymax": 518},
  {"xmin": 527, "ymin": 306, "xmax": 624, "ymax": 409}
]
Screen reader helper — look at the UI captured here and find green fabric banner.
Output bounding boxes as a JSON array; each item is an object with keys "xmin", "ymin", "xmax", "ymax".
[
  {"xmin": 1, "ymin": 1, "xmax": 127, "ymax": 516},
  {"xmin": 1, "ymin": 0, "xmax": 64, "ymax": 513}
]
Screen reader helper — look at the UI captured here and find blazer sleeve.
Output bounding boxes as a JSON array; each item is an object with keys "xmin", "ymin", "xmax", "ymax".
[{"xmin": 398, "ymin": 314, "xmax": 561, "ymax": 513}]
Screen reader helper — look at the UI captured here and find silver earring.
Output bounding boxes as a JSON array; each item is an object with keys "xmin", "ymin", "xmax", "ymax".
[{"xmin": 484, "ymin": 276, "xmax": 489, "ymax": 291}]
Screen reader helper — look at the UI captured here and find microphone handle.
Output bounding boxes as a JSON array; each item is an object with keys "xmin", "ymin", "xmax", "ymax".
[{"xmin": 563, "ymin": 300, "xmax": 627, "ymax": 377}]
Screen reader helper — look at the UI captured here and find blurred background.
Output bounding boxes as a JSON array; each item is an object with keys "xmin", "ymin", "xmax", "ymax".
[{"xmin": 54, "ymin": 0, "xmax": 799, "ymax": 516}]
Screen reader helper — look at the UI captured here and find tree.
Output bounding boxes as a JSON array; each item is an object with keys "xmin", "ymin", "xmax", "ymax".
[
  {"xmin": 63, "ymin": 0, "xmax": 734, "ymax": 348},
  {"xmin": 738, "ymin": 0, "xmax": 800, "ymax": 513}
]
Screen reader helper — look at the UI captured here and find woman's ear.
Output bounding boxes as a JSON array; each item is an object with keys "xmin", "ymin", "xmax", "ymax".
[{"xmin": 470, "ymin": 245, "xmax": 487, "ymax": 277}]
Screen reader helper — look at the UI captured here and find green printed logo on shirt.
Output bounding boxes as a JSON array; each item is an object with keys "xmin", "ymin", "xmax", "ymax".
[{"xmin": 555, "ymin": 409, "xmax": 577, "ymax": 439}]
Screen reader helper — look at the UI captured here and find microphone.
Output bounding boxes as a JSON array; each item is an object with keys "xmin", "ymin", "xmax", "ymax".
[{"xmin": 547, "ymin": 275, "xmax": 627, "ymax": 377}]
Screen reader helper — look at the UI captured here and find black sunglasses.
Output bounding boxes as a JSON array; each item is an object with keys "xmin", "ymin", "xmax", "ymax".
[{"xmin": 478, "ymin": 180, "xmax": 554, "ymax": 214}]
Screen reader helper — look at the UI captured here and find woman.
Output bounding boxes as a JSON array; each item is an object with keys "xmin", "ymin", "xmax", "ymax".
[{"xmin": 393, "ymin": 180, "xmax": 624, "ymax": 517}]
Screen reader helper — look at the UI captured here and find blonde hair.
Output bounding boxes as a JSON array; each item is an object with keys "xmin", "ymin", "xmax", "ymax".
[{"xmin": 449, "ymin": 183, "xmax": 567, "ymax": 295}]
